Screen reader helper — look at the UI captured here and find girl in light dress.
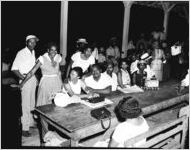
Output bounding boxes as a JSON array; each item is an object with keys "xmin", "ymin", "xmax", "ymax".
[
  {"xmin": 66, "ymin": 45, "xmax": 95, "ymax": 77},
  {"xmin": 63, "ymin": 67, "xmax": 89, "ymax": 98},
  {"xmin": 118, "ymin": 59, "xmax": 131, "ymax": 88}
]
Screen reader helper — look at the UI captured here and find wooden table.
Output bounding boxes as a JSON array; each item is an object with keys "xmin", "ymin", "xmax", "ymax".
[{"xmin": 35, "ymin": 80, "xmax": 189, "ymax": 147}]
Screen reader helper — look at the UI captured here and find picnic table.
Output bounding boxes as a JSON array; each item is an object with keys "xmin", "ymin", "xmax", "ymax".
[{"xmin": 35, "ymin": 80, "xmax": 189, "ymax": 147}]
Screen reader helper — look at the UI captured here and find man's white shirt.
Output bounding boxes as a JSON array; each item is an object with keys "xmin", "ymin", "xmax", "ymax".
[
  {"xmin": 84, "ymin": 73, "xmax": 112, "ymax": 90},
  {"xmin": 11, "ymin": 47, "xmax": 36, "ymax": 75},
  {"xmin": 103, "ymin": 72, "xmax": 118, "ymax": 91}
]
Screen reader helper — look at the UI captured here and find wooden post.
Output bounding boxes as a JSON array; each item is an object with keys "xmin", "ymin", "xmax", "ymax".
[
  {"xmin": 163, "ymin": 11, "xmax": 169, "ymax": 38},
  {"xmin": 60, "ymin": 1, "xmax": 68, "ymax": 64},
  {"xmin": 161, "ymin": 2, "xmax": 176, "ymax": 39},
  {"xmin": 122, "ymin": 1, "xmax": 133, "ymax": 58}
]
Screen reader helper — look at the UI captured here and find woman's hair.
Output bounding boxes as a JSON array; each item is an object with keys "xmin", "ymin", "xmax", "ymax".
[
  {"xmin": 137, "ymin": 61, "xmax": 147, "ymax": 68},
  {"xmin": 119, "ymin": 58, "xmax": 129, "ymax": 68},
  {"xmin": 152, "ymin": 40, "xmax": 161, "ymax": 48},
  {"xmin": 115, "ymin": 96, "xmax": 142, "ymax": 121},
  {"xmin": 77, "ymin": 43, "xmax": 88, "ymax": 52},
  {"xmin": 71, "ymin": 67, "xmax": 83, "ymax": 78},
  {"xmin": 46, "ymin": 42, "xmax": 58, "ymax": 51}
]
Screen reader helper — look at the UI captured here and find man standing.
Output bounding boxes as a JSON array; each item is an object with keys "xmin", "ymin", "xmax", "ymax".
[{"xmin": 11, "ymin": 35, "xmax": 39, "ymax": 137}]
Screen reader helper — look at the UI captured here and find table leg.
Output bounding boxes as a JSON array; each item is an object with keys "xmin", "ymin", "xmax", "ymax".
[
  {"xmin": 70, "ymin": 140, "xmax": 79, "ymax": 147},
  {"xmin": 40, "ymin": 116, "xmax": 49, "ymax": 141}
]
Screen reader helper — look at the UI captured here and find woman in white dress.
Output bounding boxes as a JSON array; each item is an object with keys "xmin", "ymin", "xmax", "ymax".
[
  {"xmin": 66, "ymin": 45, "xmax": 95, "ymax": 77},
  {"xmin": 151, "ymin": 41, "xmax": 165, "ymax": 81}
]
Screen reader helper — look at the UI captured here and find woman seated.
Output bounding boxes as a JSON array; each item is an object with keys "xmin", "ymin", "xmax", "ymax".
[
  {"xmin": 118, "ymin": 59, "xmax": 131, "ymax": 88},
  {"xmin": 130, "ymin": 53, "xmax": 139, "ymax": 74},
  {"xmin": 84, "ymin": 64, "xmax": 112, "ymax": 94},
  {"xmin": 66, "ymin": 44, "xmax": 95, "ymax": 77},
  {"xmin": 103, "ymin": 61, "xmax": 118, "ymax": 91},
  {"xmin": 132, "ymin": 60, "xmax": 147, "ymax": 87},
  {"xmin": 109, "ymin": 97, "xmax": 149, "ymax": 147},
  {"xmin": 63, "ymin": 67, "xmax": 89, "ymax": 98}
]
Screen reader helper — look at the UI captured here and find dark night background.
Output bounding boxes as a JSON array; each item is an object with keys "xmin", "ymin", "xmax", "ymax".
[{"xmin": 1, "ymin": 1, "xmax": 189, "ymax": 60}]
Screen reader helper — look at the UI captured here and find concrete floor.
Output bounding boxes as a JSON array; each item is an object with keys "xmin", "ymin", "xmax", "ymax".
[{"xmin": 22, "ymin": 105, "xmax": 184, "ymax": 147}]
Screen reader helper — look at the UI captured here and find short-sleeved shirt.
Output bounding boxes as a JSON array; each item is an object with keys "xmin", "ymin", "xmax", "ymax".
[
  {"xmin": 38, "ymin": 53, "xmax": 62, "ymax": 76},
  {"xmin": 120, "ymin": 69, "xmax": 131, "ymax": 85},
  {"xmin": 11, "ymin": 47, "xmax": 36, "ymax": 75},
  {"xmin": 112, "ymin": 116, "xmax": 149, "ymax": 147},
  {"xmin": 130, "ymin": 60, "xmax": 139, "ymax": 74},
  {"xmin": 38, "ymin": 53, "xmax": 62, "ymax": 65},
  {"xmin": 68, "ymin": 79, "xmax": 86, "ymax": 94},
  {"xmin": 103, "ymin": 72, "xmax": 118, "ymax": 91},
  {"xmin": 181, "ymin": 70, "xmax": 189, "ymax": 87},
  {"xmin": 71, "ymin": 52, "xmax": 95, "ymax": 72},
  {"xmin": 106, "ymin": 46, "xmax": 120, "ymax": 59},
  {"xmin": 84, "ymin": 73, "xmax": 112, "ymax": 90}
]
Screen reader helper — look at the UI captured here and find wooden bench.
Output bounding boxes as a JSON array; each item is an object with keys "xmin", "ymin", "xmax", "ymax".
[
  {"xmin": 80, "ymin": 105, "xmax": 189, "ymax": 148},
  {"xmin": 123, "ymin": 105, "xmax": 189, "ymax": 149}
]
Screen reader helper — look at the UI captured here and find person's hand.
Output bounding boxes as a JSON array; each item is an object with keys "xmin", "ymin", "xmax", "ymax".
[
  {"xmin": 10, "ymin": 83, "xmax": 21, "ymax": 89},
  {"xmin": 176, "ymin": 84, "xmax": 185, "ymax": 95},
  {"xmin": 92, "ymin": 93, "xmax": 100, "ymax": 97},
  {"xmin": 87, "ymin": 92, "xmax": 99, "ymax": 98},
  {"xmin": 120, "ymin": 84, "xmax": 125, "ymax": 89},
  {"xmin": 85, "ymin": 86, "xmax": 94, "ymax": 93},
  {"xmin": 19, "ymin": 83, "xmax": 24, "ymax": 89}
]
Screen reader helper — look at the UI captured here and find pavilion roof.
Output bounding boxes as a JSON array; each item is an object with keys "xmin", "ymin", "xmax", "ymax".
[
  {"xmin": 134, "ymin": 1, "xmax": 188, "ymax": 9},
  {"xmin": 133, "ymin": 1, "xmax": 189, "ymax": 22}
]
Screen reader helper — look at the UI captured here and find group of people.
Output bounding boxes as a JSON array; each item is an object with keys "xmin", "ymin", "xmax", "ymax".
[{"xmin": 9, "ymin": 34, "xmax": 188, "ymax": 147}]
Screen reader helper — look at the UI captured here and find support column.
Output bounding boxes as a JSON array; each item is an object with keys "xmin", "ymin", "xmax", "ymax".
[
  {"xmin": 60, "ymin": 1, "xmax": 68, "ymax": 64},
  {"xmin": 161, "ymin": 2, "xmax": 176, "ymax": 40},
  {"xmin": 163, "ymin": 11, "xmax": 169, "ymax": 38},
  {"xmin": 122, "ymin": 1, "xmax": 133, "ymax": 58}
]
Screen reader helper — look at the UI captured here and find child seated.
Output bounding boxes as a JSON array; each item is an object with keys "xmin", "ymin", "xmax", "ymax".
[
  {"xmin": 63, "ymin": 67, "xmax": 88, "ymax": 98},
  {"xmin": 132, "ymin": 60, "xmax": 147, "ymax": 87},
  {"xmin": 118, "ymin": 59, "xmax": 131, "ymax": 88}
]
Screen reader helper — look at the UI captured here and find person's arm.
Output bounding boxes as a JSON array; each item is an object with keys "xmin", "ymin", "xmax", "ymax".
[
  {"xmin": 132, "ymin": 72, "xmax": 136, "ymax": 85},
  {"xmin": 20, "ymin": 60, "xmax": 41, "ymax": 88},
  {"xmin": 117, "ymin": 71, "xmax": 125, "ymax": 88},
  {"xmin": 59, "ymin": 55, "xmax": 66, "ymax": 66},
  {"xmin": 66, "ymin": 60, "xmax": 73, "ymax": 78},
  {"xmin": 116, "ymin": 47, "xmax": 120, "ymax": 60},
  {"xmin": 11, "ymin": 52, "xmax": 25, "ymax": 80},
  {"xmin": 63, "ymin": 82, "xmax": 75, "ymax": 96},
  {"xmin": 86, "ymin": 85, "xmax": 112, "ymax": 94},
  {"xmin": 12, "ymin": 70, "xmax": 25, "ymax": 81},
  {"xmin": 63, "ymin": 80, "xmax": 89, "ymax": 98}
]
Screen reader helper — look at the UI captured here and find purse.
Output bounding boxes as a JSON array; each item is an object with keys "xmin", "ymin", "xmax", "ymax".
[{"xmin": 91, "ymin": 107, "xmax": 111, "ymax": 129}]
